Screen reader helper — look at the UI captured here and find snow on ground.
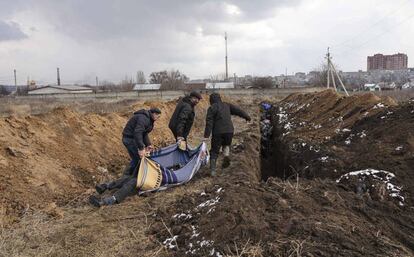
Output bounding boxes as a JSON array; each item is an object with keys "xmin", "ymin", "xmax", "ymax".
[
  {"xmin": 336, "ymin": 169, "xmax": 405, "ymax": 206},
  {"xmin": 164, "ymin": 186, "xmax": 225, "ymax": 256}
]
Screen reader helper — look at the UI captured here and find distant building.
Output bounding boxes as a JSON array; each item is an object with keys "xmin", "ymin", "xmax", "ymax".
[
  {"xmin": 367, "ymin": 53, "xmax": 408, "ymax": 71},
  {"xmin": 28, "ymin": 85, "xmax": 93, "ymax": 95},
  {"xmin": 363, "ymin": 83, "xmax": 381, "ymax": 91},
  {"xmin": 133, "ymin": 84, "xmax": 161, "ymax": 91},
  {"xmin": 206, "ymin": 82, "xmax": 234, "ymax": 89}
]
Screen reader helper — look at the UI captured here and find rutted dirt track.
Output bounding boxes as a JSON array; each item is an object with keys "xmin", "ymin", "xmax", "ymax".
[{"xmin": 1, "ymin": 90, "xmax": 414, "ymax": 257}]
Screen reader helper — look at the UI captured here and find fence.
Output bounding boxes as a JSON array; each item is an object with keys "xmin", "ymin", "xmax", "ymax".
[{"xmin": 10, "ymin": 87, "xmax": 324, "ymax": 102}]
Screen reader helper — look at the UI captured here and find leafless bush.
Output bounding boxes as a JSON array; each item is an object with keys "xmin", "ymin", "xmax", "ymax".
[{"xmin": 251, "ymin": 77, "xmax": 275, "ymax": 89}]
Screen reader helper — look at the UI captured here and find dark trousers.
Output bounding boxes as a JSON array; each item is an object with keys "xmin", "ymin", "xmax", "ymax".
[
  {"xmin": 171, "ymin": 129, "xmax": 187, "ymax": 142},
  {"xmin": 210, "ymin": 133, "xmax": 233, "ymax": 160},
  {"xmin": 122, "ymin": 137, "xmax": 141, "ymax": 175},
  {"xmin": 103, "ymin": 137, "xmax": 141, "ymax": 203},
  {"xmin": 112, "ymin": 177, "xmax": 138, "ymax": 203}
]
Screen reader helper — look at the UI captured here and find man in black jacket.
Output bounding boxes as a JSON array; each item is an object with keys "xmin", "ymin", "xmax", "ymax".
[
  {"xmin": 203, "ymin": 93, "xmax": 251, "ymax": 176},
  {"xmin": 89, "ymin": 108, "xmax": 161, "ymax": 207},
  {"xmin": 169, "ymin": 91, "xmax": 202, "ymax": 143}
]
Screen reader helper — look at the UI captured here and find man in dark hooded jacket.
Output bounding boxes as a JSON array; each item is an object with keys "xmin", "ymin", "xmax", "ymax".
[
  {"xmin": 89, "ymin": 108, "xmax": 161, "ymax": 207},
  {"xmin": 204, "ymin": 93, "xmax": 251, "ymax": 176},
  {"xmin": 169, "ymin": 91, "xmax": 202, "ymax": 143}
]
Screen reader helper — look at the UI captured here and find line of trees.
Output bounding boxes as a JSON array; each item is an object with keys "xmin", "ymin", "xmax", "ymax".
[{"xmin": 149, "ymin": 69, "xmax": 189, "ymax": 90}]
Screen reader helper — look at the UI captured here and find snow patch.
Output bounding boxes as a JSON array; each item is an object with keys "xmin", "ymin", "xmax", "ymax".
[
  {"xmin": 336, "ymin": 169, "xmax": 404, "ymax": 206},
  {"xmin": 373, "ymin": 103, "xmax": 385, "ymax": 109}
]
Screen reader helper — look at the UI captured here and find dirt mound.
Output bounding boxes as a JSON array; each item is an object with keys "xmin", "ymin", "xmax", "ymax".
[{"xmin": 264, "ymin": 90, "xmax": 413, "ymax": 204}]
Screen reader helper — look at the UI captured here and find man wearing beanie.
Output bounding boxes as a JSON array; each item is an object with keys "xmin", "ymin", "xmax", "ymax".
[
  {"xmin": 89, "ymin": 107, "xmax": 161, "ymax": 207},
  {"xmin": 169, "ymin": 91, "xmax": 202, "ymax": 145}
]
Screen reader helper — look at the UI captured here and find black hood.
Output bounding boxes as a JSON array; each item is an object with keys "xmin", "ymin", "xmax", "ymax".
[
  {"xmin": 134, "ymin": 109, "xmax": 151, "ymax": 118},
  {"xmin": 209, "ymin": 93, "xmax": 222, "ymax": 105},
  {"xmin": 182, "ymin": 95, "xmax": 195, "ymax": 106}
]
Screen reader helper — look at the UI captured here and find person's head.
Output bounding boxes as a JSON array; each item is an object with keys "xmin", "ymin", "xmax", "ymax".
[
  {"xmin": 209, "ymin": 92, "xmax": 221, "ymax": 105},
  {"xmin": 189, "ymin": 91, "xmax": 202, "ymax": 105},
  {"xmin": 149, "ymin": 108, "xmax": 161, "ymax": 121}
]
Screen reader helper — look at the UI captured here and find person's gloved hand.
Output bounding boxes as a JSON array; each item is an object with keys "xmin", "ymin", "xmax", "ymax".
[{"xmin": 178, "ymin": 139, "xmax": 187, "ymax": 150}]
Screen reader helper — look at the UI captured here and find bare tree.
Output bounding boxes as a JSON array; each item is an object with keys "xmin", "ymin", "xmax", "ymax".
[
  {"xmin": 149, "ymin": 71, "xmax": 168, "ymax": 84},
  {"xmin": 150, "ymin": 69, "xmax": 188, "ymax": 90},
  {"xmin": 136, "ymin": 71, "xmax": 146, "ymax": 84}
]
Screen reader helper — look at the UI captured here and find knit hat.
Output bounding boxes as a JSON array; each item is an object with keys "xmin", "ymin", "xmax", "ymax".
[
  {"xmin": 149, "ymin": 107, "xmax": 161, "ymax": 114},
  {"xmin": 189, "ymin": 91, "xmax": 202, "ymax": 100}
]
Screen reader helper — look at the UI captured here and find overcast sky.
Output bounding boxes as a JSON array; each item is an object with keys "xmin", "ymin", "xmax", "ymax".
[{"xmin": 1, "ymin": 0, "xmax": 413, "ymax": 85}]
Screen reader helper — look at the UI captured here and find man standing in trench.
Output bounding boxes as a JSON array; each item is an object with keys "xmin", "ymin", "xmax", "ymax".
[
  {"xmin": 169, "ymin": 91, "xmax": 202, "ymax": 147},
  {"xmin": 203, "ymin": 93, "xmax": 251, "ymax": 176},
  {"xmin": 89, "ymin": 107, "xmax": 161, "ymax": 207}
]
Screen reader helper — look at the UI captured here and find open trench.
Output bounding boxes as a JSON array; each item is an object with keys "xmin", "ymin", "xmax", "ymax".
[{"xmin": 260, "ymin": 103, "xmax": 295, "ymax": 181}]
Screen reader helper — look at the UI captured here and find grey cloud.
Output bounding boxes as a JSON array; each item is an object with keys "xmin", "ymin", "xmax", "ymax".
[
  {"xmin": 25, "ymin": 0, "xmax": 303, "ymax": 41},
  {"xmin": 0, "ymin": 21, "xmax": 28, "ymax": 41}
]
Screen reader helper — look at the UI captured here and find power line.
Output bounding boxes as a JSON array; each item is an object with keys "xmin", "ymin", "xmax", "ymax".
[
  {"xmin": 334, "ymin": 12, "xmax": 414, "ymax": 60},
  {"xmin": 332, "ymin": 0, "xmax": 412, "ymax": 48}
]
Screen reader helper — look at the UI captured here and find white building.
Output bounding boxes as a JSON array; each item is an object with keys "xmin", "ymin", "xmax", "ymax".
[
  {"xmin": 363, "ymin": 83, "xmax": 381, "ymax": 91},
  {"xmin": 133, "ymin": 84, "xmax": 161, "ymax": 91},
  {"xmin": 28, "ymin": 85, "xmax": 93, "ymax": 95},
  {"xmin": 206, "ymin": 82, "xmax": 234, "ymax": 89}
]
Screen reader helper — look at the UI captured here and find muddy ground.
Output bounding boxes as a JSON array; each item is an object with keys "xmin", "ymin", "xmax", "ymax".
[{"xmin": 1, "ymin": 90, "xmax": 413, "ymax": 257}]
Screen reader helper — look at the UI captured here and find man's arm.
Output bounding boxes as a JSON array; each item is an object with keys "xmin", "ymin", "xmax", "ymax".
[
  {"xmin": 229, "ymin": 103, "xmax": 251, "ymax": 121},
  {"xmin": 143, "ymin": 133, "xmax": 151, "ymax": 147},
  {"xmin": 133, "ymin": 117, "xmax": 148, "ymax": 150},
  {"xmin": 176, "ymin": 106, "xmax": 192, "ymax": 137}
]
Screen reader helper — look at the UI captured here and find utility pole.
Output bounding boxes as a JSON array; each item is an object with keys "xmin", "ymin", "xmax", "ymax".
[
  {"xmin": 57, "ymin": 67, "xmax": 61, "ymax": 86},
  {"xmin": 14, "ymin": 69, "xmax": 17, "ymax": 87},
  {"xmin": 325, "ymin": 47, "xmax": 349, "ymax": 96},
  {"xmin": 326, "ymin": 47, "xmax": 331, "ymax": 89},
  {"xmin": 225, "ymin": 32, "xmax": 228, "ymax": 81},
  {"xmin": 96, "ymin": 76, "xmax": 99, "ymax": 87}
]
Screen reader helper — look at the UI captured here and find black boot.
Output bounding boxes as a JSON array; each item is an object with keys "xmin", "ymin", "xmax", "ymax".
[
  {"xmin": 95, "ymin": 183, "xmax": 108, "ymax": 194},
  {"xmin": 210, "ymin": 159, "xmax": 217, "ymax": 177},
  {"xmin": 89, "ymin": 195, "xmax": 117, "ymax": 207}
]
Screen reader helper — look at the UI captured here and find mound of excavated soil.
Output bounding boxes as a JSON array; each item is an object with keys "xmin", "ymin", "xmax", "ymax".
[{"xmin": 264, "ymin": 90, "xmax": 414, "ymax": 205}]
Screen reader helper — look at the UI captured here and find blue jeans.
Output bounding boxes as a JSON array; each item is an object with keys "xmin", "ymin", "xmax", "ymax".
[{"xmin": 122, "ymin": 137, "xmax": 141, "ymax": 176}]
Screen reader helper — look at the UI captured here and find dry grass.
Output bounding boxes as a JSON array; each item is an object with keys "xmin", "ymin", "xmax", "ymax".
[
  {"xmin": 225, "ymin": 239, "xmax": 264, "ymax": 257},
  {"xmin": 268, "ymin": 238, "xmax": 309, "ymax": 257}
]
